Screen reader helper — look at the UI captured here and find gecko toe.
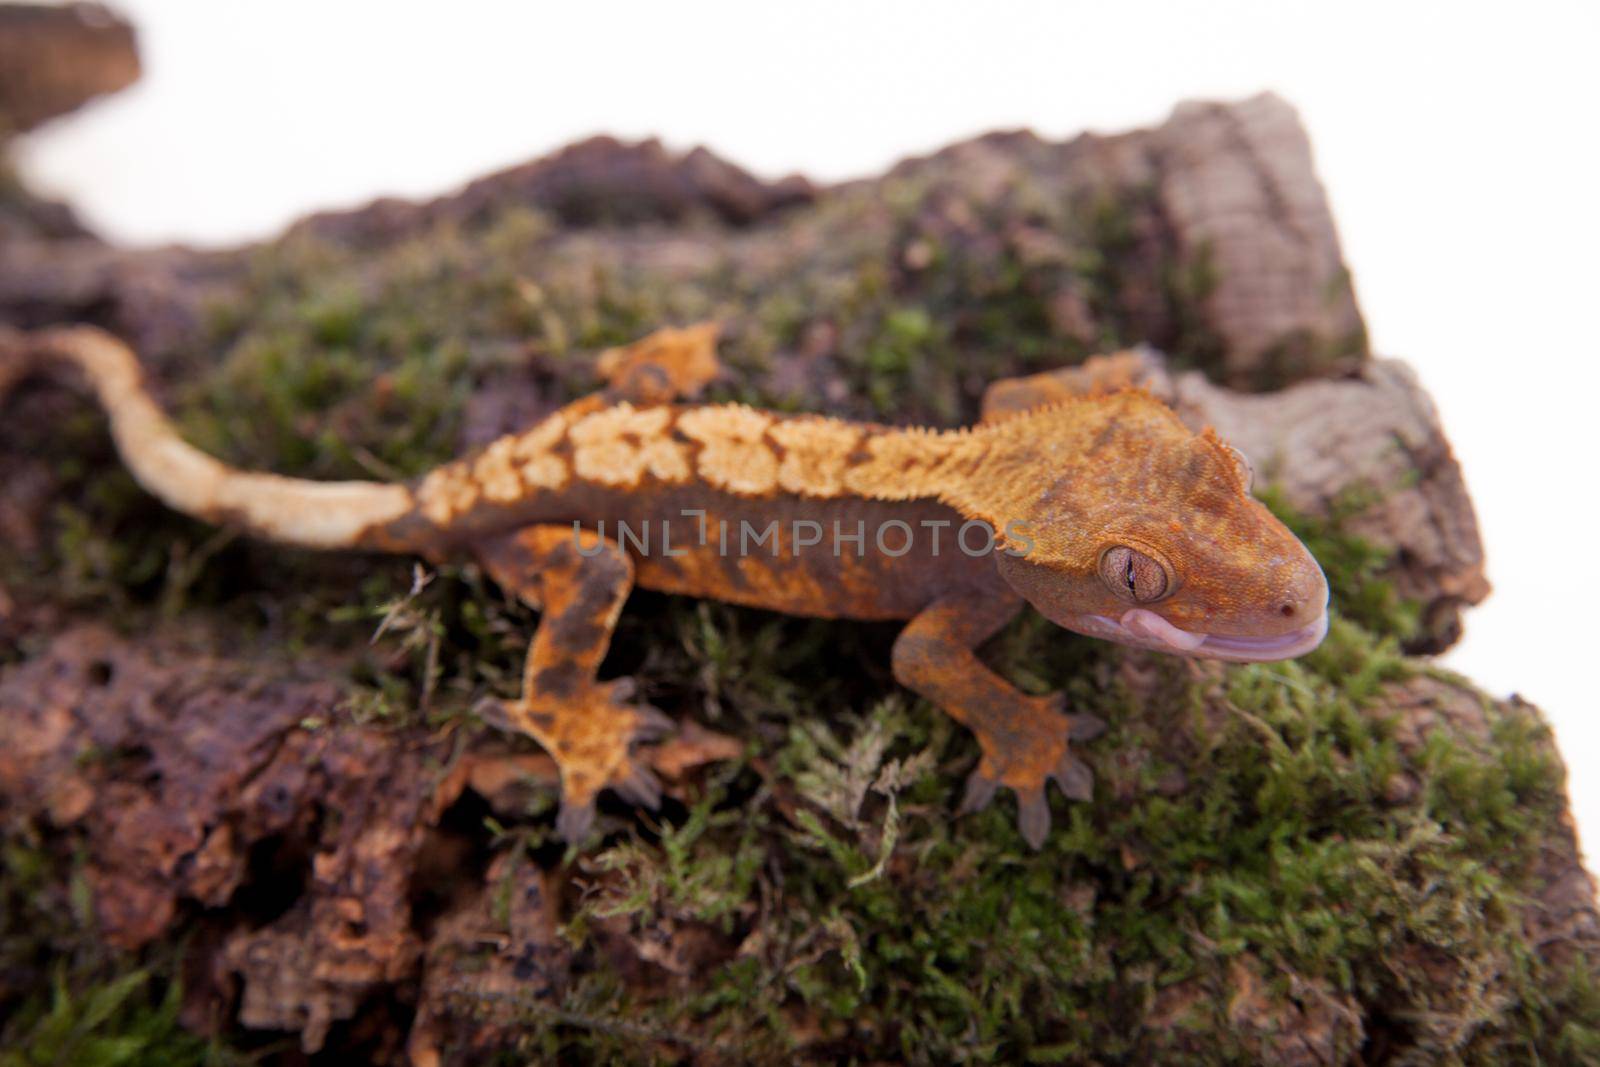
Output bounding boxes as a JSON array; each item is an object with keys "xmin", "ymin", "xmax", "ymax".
[
  {"xmin": 632, "ymin": 703, "xmax": 677, "ymax": 741},
  {"xmin": 556, "ymin": 797, "xmax": 597, "ymax": 844},
  {"xmin": 472, "ymin": 696, "xmax": 515, "ymax": 732},
  {"xmin": 1016, "ymin": 787, "xmax": 1051, "ymax": 851},
  {"xmin": 1050, "ymin": 753, "xmax": 1095, "ymax": 802},
  {"xmin": 1066, "ymin": 713, "xmax": 1107, "ymax": 742},
  {"xmin": 957, "ymin": 771, "xmax": 1000, "ymax": 815},
  {"xmin": 611, "ymin": 760, "xmax": 663, "ymax": 810}
]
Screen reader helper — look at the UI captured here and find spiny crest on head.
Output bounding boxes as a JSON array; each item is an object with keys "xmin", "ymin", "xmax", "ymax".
[
  {"xmin": 1191, "ymin": 425, "xmax": 1256, "ymax": 500},
  {"xmin": 976, "ymin": 384, "xmax": 1187, "ymax": 431},
  {"xmin": 925, "ymin": 385, "xmax": 1217, "ymax": 554}
]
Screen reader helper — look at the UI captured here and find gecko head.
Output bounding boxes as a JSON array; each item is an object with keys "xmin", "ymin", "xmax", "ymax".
[{"xmin": 990, "ymin": 397, "xmax": 1328, "ymax": 662}]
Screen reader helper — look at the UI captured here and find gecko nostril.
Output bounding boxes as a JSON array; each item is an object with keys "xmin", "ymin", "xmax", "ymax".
[{"xmin": 1279, "ymin": 603, "xmax": 1296, "ymax": 618}]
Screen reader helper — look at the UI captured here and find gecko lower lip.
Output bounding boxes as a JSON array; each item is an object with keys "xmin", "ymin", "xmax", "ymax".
[
  {"xmin": 1087, "ymin": 609, "xmax": 1330, "ymax": 662},
  {"xmin": 1191, "ymin": 613, "xmax": 1329, "ymax": 661}
]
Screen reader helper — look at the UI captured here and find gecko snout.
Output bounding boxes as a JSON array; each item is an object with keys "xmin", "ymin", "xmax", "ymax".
[{"xmin": 1273, "ymin": 557, "xmax": 1330, "ymax": 627}]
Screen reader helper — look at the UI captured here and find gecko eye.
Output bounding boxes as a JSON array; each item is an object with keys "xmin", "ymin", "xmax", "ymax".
[{"xmin": 1099, "ymin": 545, "xmax": 1169, "ymax": 603}]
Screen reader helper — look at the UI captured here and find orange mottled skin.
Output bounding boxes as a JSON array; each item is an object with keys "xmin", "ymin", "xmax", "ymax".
[{"xmin": 2, "ymin": 323, "xmax": 1328, "ymax": 848}]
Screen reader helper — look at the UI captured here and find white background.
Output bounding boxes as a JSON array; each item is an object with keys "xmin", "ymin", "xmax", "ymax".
[{"xmin": 17, "ymin": 1, "xmax": 1600, "ymax": 865}]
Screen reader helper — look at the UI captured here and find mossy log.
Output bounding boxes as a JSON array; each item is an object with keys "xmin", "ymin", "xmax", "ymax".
[{"xmin": 1, "ymin": 92, "xmax": 1593, "ymax": 1065}]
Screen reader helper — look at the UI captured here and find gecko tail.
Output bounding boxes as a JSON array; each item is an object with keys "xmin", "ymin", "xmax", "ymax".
[{"xmin": 1, "ymin": 324, "xmax": 418, "ymax": 551}]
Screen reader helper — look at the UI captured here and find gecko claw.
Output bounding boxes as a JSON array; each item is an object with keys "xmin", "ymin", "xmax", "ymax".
[
  {"xmin": 954, "ymin": 697, "xmax": 1099, "ymax": 845},
  {"xmin": 471, "ymin": 696, "xmax": 514, "ymax": 732},
  {"xmin": 1050, "ymin": 752, "xmax": 1095, "ymax": 802},
  {"xmin": 556, "ymin": 797, "xmax": 597, "ymax": 844},
  {"xmin": 1067, "ymin": 713, "xmax": 1107, "ymax": 742},
  {"xmin": 957, "ymin": 763, "xmax": 1091, "ymax": 849},
  {"xmin": 957, "ymin": 771, "xmax": 1000, "ymax": 815},
  {"xmin": 611, "ymin": 760, "xmax": 663, "ymax": 810},
  {"xmin": 1016, "ymin": 787, "xmax": 1051, "ymax": 851},
  {"xmin": 1032, "ymin": 694, "xmax": 1104, "ymax": 741},
  {"xmin": 487, "ymin": 678, "xmax": 674, "ymax": 845},
  {"xmin": 631, "ymin": 703, "xmax": 677, "ymax": 741}
]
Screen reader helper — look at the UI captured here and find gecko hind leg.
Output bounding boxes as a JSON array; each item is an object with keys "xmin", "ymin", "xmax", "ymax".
[
  {"xmin": 596, "ymin": 321, "xmax": 723, "ymax": 404},
  {"xmin": 892, "ymin": 593, "xmax": 1104, "ymax": 850},
  {"xmin": 474, "ymin": 524, "xmax": 671, "ymax": 843}
]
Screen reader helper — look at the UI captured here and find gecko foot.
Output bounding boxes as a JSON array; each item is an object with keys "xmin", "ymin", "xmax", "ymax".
[
  {"xmin": 956, "ymin": 693, "xmax": 1099, "ymax": 850},
  {"xmin": 483, "ymin": 677, "xmax": 674, "ymax": 844}
]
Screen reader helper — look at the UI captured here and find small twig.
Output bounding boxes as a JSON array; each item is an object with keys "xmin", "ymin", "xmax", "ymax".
[
  {"xmin": 350, "ymin": 444, "xmax": 405, "ymax": 482},
  {"xmin": 1224, "ymin": 702, "xmax": 1293, "ymax": 758},
  {"xmin": 438, "ymin": 982, "xmax": 718, "ymax": 1051},
  {"xmin": 371, "ymin": 563, "xmax": 434, "ymax": 644},
  {"xmin": 160, "ymin": 526, "xmax": 239, "ymax": 615}
]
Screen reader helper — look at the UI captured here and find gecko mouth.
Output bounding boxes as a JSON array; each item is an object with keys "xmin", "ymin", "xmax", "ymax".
[{"xmin": 1081, "ymin": 607, "xmax": 1329, "ymax": 662}]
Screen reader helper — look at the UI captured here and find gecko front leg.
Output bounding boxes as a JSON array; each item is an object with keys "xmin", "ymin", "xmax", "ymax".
[
  {"xmin": 979, "ymin": 348, "xmax": 1167, "ymax": 421},
  {"xmin": 473, "ymin": 525, "xmax": 672, "ymax": 843},
  {"xmin": 892, "ymin": 592, "xmax": 1105, "ymax": 849}
]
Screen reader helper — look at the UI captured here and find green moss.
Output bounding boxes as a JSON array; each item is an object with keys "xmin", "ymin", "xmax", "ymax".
[
  {"xmin": 575, "ymin": 766, "xmax": 765, "ymax": 936},
  {"xmin": 852, "ymin": 305, "xmax": 950, "ymax": 417},
  {"xmin": 459, "ymin": 583, "xmax": 1584, "ymax": 1064},
  {"xmin": 1075, "ymin": 187, "xmax": 1142, "ymax": 353},
  {"xmin": 0, "ymin": 967, "xmax": 223, "ymax": 1067},
  {"xmin": 1159, "ymin": 238, "xmax": 1227, "ymax": 375},
  {"xmin": 0, "ymin": 840, "xmax": 246, "ymax": 1067}
]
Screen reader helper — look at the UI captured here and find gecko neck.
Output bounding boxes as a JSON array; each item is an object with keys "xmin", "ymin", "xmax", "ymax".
[{"xmin": 837, "ymin": 410, "xmax": 1065, "ymax": 541}]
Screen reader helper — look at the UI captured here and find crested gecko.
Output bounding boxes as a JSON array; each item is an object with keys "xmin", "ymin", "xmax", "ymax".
[{"xmin": 1, "ymin": 323, "xmax": 1328, "ymax": 848}]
